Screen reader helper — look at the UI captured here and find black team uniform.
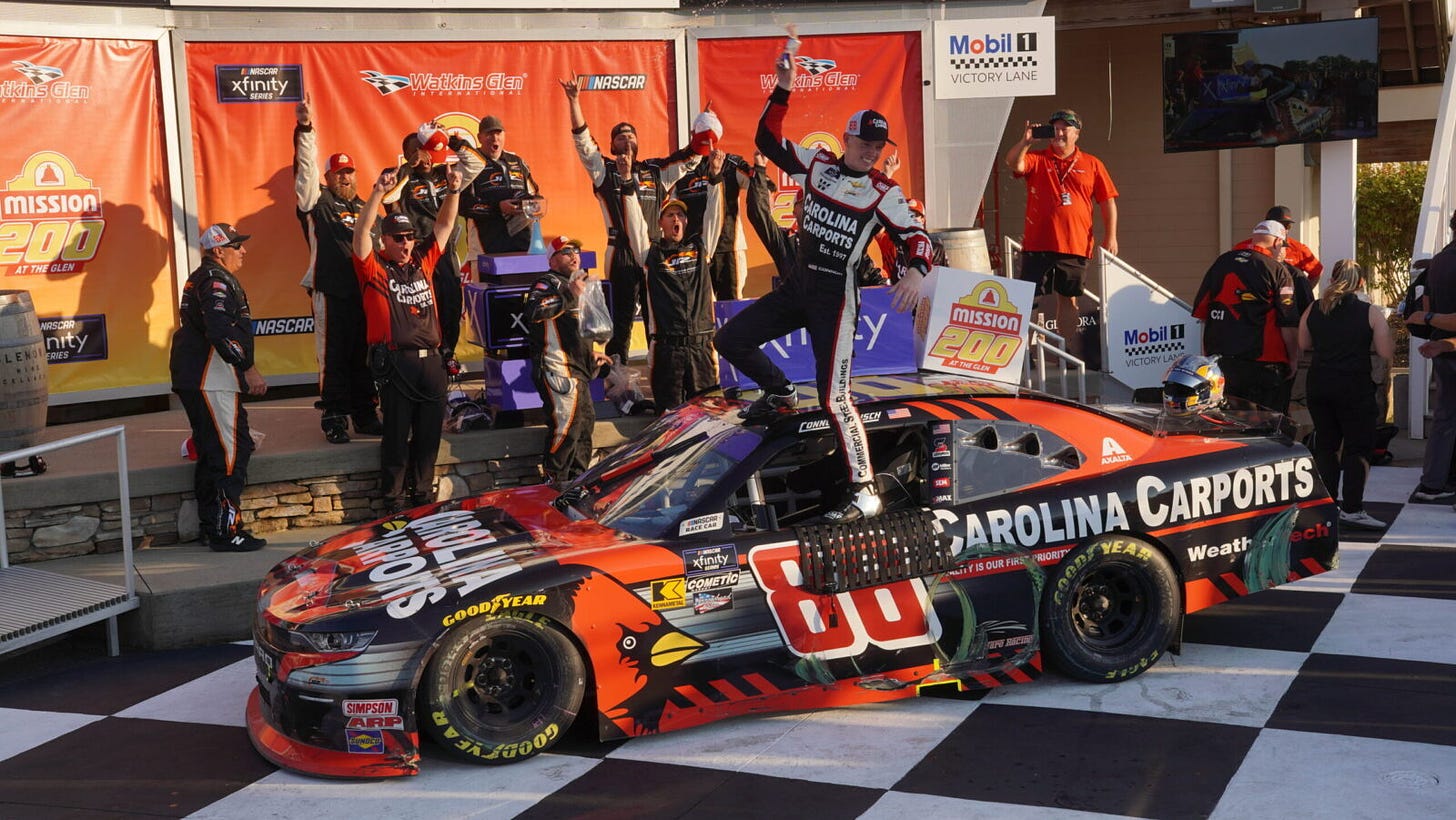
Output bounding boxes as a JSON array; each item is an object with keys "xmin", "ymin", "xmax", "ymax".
[
  {"xmin": 671, "ymin": 152, "xmax": 750, "ymax": 300},
  {"xmin": 354, "ymin": 217, "xmax": 449, "ymax": 511},
  {"xmin": 461, "ymin": 148, "xmax": 540, "ymax": 254},
  {"xmin": 293, "ymin": 126, "xmax": 377, "ymax": 443},
  {"xmin": 169, "ymin": 241, "xmax": 263, "ymax": 551},
  {"xmin": 526, "ymin": 258, "xmax": 597, "ymax": 484},
  {"xmin": 715, "ymin": 89, "xmax": 933, "ymax": 520},
  {"xmin": 570, "ymin": 124, "xmax": 697, "ymax": 362},
  {"xmin": 1192, "ymin": 244, "xmax": 1298, "ymax": 411},
  {"xmin": 625, "ymin": 185, "xmax": 724, "ymax": 411}
]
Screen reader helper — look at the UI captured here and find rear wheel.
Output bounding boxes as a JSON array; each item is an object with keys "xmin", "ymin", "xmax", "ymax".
[
  {"xmin": 422, "ymin": 613, "xmax": 586, "ymax": 764},
  {"xmin": 1041, "ymin": 538, "xmax": 1179, "ymax": 682}
]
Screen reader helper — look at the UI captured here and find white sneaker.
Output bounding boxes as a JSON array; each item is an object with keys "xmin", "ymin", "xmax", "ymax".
[
  {"xmin": 824, "ymin": 483, "xmax": 883, "ymax": 522},
  {"xmin": 1338, "ymin": 509, "xmax": 1386, "ymax": 530}
]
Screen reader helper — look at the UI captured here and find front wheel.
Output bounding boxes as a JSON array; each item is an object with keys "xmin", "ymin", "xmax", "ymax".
[
  {"xmin": 1041, "ymin": 538, "xmax": 1179, "ymax": 682},
  {"xmin": 422, "ymin": 612, "xmax": 586, "ymax": 764}
]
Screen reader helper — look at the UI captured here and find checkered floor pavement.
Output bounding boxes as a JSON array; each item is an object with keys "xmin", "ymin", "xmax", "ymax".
[{"xmin": 2, "ymin": 466, "xmax": 1453, "ymax": 819}]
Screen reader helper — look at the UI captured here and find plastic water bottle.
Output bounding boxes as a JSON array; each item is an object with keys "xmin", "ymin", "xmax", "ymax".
[{"xmin": 777, "ymin": 25, "xmax": 800, "ymax": 70}]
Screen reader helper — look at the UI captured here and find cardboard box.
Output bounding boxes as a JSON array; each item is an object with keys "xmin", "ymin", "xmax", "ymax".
[{"xmin": 913, "ymin": 267, "xmax": 1036, "ymax": 384}]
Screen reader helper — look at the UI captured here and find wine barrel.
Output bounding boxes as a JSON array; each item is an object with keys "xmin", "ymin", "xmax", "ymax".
[
  {"xmin": 932, "ymin": 228, "xmax": 992, "ymax": 273},
  {"xmin": 0, "ymin": 290, "xmax": 48, "ymax": 456}
]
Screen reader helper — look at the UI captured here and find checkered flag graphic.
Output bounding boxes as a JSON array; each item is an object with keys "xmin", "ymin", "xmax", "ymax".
[
  {"xmin": 950, "ymin": 56, "xmax": 1038, "ymax": 71},
  {"xmin": 12, "ymin": 60, "xmax": 62, "ymax": 85},
  {"xmin": 359, "ymin": 70, "xmax": 411, "ymax": 96},
  {"xmin": 795, "ymin": 57, "xmax": 837, "ymax": 76},
  {"xmin": 1125, "ymin": 341, "xmax": 1188, "ymax": 357}
]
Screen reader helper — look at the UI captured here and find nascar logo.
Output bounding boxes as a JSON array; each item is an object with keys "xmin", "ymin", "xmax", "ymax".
[{"xmin": 577, "ymin": 74, "xmax": 647, "ymax": 91}]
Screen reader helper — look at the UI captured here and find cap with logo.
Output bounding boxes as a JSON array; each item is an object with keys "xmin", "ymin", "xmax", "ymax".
[
  {"xmin": 381, "ymin": 214, "xmax": 416, "ymax": 237},
  {"xmin": 200, "ymin": 223, "xmax": 250, "ymax": 250},
  {"xmin": 325, "ymin": 153, "xmax": 355, "ymax": 174},
  {"xmin": 1251, "ymin": 220, "xmax": 1288, "ymax": 240},
  {"xmin": 845, "ymin": 109, "xmax": 896, "ymax": 146},
  {"xmin": 550, "ymin": 235, "xmax": 583, "ymax": 255},
  {"xmin": 1049, "ymin": 109, "xmax": 1082, "ymax": 129},
  {"xmin": 610, "ymin": 122, "xmax": 636, "ymax": 140},
  {"xmin": 659, "ymin": 198, "xmax": 689, "ymax": 217},
  {"xmin": 1265, "ymin": 205, "xmax": 1295, "ymax": 227},
  {"xmin": 416, "ymin": 123, "xmax": 451, "ymax": 164},
  {"xmin": 479, "ymin": 115, "xmax": 505, "ymax": 134}
]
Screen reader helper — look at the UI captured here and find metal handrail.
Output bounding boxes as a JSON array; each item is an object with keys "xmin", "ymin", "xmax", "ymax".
[{"xmin": 0, "ymin": 422, "xmax": 137, "ymax": 655}]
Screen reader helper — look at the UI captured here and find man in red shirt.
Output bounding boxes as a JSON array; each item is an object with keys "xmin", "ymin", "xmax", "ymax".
[{"xmin": 1005, "ymin": 109, "xmax": 1119, "ymax": 359}]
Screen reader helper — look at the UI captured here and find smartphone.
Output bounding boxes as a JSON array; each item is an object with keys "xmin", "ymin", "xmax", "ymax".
[{"xmin": 1031, "ymin": 124, "xmax": 1056, "ymax": 139}]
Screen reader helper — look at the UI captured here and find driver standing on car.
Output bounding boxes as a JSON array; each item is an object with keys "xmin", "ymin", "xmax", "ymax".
[{"xmin": 714, "ymin": 41, "xmax": 933, "ymax": 522}]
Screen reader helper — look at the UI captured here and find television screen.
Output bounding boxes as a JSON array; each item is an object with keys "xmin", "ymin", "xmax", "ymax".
[{"xmin": 1162, "ymin": 18, "xmax": 1379, "ymax": 153}]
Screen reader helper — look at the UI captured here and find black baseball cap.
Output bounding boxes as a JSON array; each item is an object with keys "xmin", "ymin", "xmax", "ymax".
[
  {"xmin": 1265, "ymin": 205, "xmax": 1295, "ymax": 227},
  {"xmin": 610, "ymin": 121, "xmax": 636, "ymax": 139},
  {"xmin": 845, "ymin": 109, "xmax": 896, "ymax": 145},
  {"xmin": 381, "ymin": 214, "xmax": 416, "ymax": 236}
]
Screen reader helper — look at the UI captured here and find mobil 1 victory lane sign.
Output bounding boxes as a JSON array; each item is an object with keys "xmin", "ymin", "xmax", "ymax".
[{"xmin": 933, "ymin": 16, "xmax": 1056, "ymax": 100}]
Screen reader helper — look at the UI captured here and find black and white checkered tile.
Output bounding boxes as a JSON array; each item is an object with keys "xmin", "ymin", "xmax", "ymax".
[
  {"xmin": 950, "ymin": 56, "xmax": 1038, "ymax": 70},
  {"xmin": 2, "ymin": 466, "xmax": 1452, "ymax": 819}
]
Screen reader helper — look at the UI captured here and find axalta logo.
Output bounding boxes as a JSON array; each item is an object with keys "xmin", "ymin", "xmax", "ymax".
[
  {"xmin": 1, "ymin": 60, "xmax": 91, "ymax": 102},
  {"xmin": 577, "ymin": 74, "xmax": 647, "ymax": 91},
  {"xmin": 1101, "ymin": 437, "xmax": 1132, "ymax": 465},
  {"xmin": 759, "ymin": 55, "xmax": 861, "ymax": 92},
  {"xmin": 0, "ymin": 151, "xmax": 104, "ymax": 276}
]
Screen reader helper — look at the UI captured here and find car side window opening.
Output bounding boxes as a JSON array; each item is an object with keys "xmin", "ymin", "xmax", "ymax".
[
  {"xmin": 728, "ymin": 424, "xmax": 930, "ymax": 532},
  {"xmin": 952, "ymin": 419, "xmax": 1083, "ymax": 503}
]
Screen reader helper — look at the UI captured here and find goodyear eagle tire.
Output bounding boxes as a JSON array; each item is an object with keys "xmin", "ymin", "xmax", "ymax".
[
  {"xmin": 423, "ymin": 613, "xmax": 586, "ymax": 765},
  {"xmin": 1041, "ymin": 537, "xmax": 1179, "ymax": 683}
]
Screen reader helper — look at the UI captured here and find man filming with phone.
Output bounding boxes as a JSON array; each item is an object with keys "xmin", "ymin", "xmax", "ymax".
[{"xmin": 1005, "ymin": 110, "xmax": 1119, "ymax": 360}]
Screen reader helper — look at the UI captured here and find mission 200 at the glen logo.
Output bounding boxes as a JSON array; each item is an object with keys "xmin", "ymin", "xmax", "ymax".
[{"xmin": 246, "ymin": 372, "xmax": 1337, "ymax": 777}]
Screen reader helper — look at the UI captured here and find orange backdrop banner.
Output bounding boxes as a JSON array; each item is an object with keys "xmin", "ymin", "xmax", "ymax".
[
  {"xmin": 0, "ymin": 35, "xmax": 176, "ymax": 397},
  {"xmin": 696, "ymin": 32, "xmax": 924, "ymax": 295},
  {"xmin": 185, "ymin": 40, "xmax": 677, "ymax": 380}
]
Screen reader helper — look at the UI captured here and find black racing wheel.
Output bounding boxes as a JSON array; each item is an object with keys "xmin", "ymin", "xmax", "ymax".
[{"xmin": 422, "ymin": 613, "xmax": 586, "ymax": 765}]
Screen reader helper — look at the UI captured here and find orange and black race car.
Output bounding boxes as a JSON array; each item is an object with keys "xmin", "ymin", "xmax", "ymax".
[{"xmin": 247, "ymin": 373, "xmax": 1338, "ymax": 778}]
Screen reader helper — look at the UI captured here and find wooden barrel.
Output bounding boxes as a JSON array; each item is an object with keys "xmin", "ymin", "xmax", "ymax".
[
  {"xmin": 0, "ymin": 290, "xmax": 48, "ymax": 456},
  {"xmin": 932, "ymin": 228, "xmax": 992, "ymax": 273}
]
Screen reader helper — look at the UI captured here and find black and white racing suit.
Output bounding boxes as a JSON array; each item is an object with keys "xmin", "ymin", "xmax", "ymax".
[{"xmin": 715, "ymin": 85, "xmax": 933, "ymax": 486}]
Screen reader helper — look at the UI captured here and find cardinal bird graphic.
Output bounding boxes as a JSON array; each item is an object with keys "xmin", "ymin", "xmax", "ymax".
[{"xmin": 568, "ymin": 571, "xmax": 707, "ymax": 735}]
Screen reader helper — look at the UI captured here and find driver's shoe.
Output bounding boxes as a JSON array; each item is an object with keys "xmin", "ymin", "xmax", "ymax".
[
  {"xmin": 740, "ymin": 386, "xmax": 798, "ymax": 422},
  {"xmin": 822, "ymin": 482, "xmax": 883, "ymax": 523}
]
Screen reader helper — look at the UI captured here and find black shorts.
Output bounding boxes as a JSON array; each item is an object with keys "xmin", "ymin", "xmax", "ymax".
[{"xmin": 1020, "ymin": 251, "xmax": 1088, "ymax": 297}]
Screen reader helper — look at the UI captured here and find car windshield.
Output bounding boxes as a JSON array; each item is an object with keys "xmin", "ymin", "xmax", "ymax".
[{"xmin": 564, "ymin": 398, "xmax": 762, "ymax": 540}]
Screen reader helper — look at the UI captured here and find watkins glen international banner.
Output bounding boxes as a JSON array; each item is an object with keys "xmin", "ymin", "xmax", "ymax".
[
  {"xmin": 185, "ymin": 40, "xmax": 675, "ymax": 379},
  {"xmin": 696, "ymin": 32, "xmax": 924, "ymax": 297},
  {"xmin": 0, "ymin": 36, "xmax": 176, "ymax": 397}
]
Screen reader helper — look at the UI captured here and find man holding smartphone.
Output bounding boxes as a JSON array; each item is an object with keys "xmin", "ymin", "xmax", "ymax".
[{"xmin": 1004, "ymin": 110, "xmax": 1119, "ymax": 360}]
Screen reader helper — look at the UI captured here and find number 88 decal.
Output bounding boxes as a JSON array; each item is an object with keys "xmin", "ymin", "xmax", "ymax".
[{"xmin": 747, "ymin": 542, "xmax": 941, "ymax": 659}]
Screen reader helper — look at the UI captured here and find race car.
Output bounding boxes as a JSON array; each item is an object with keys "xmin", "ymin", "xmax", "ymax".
[{"xmin": 246, "ymin": 373, "xmax": 1338, "ymax": 778}]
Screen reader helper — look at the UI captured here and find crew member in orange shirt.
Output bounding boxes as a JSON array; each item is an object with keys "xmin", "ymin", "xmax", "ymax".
[{"xmin": 1005, "ymin": 109, "xmax": 1119, "ymax": 359}]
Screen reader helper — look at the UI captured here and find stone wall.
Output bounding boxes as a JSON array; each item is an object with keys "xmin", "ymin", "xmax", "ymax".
[{"xmin": 3, "ymin": 451, "xmax": 560, "ymax": 564}]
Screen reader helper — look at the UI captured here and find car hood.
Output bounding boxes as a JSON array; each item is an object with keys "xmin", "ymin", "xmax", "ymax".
[{"xmin": 257, "ymin": 485, "xmax": 653, "ymax": 626}]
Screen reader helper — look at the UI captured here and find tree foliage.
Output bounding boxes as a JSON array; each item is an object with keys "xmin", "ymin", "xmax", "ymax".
[{"xmin": 1356, "ymin": 161, "xmax": 1427, "ymax": 304}]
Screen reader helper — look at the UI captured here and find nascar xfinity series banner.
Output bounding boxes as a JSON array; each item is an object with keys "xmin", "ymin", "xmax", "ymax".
[
  {"xmin": 696, "ymin": 32, "xmax": 925, "ymax": 296},
  {"xmin": 185, "ymin": 39, "xmax": 675, "ymax": 380},
  {"xmin": 0, "ymin": 35, "xmax": 177, "ymax": 397}
]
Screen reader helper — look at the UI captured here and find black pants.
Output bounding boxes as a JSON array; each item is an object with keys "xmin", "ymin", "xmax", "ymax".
[
  {"xmin": 650, "ymin": 337, "xmax": 717, "ymax": 412},
  {"xmin": 1307, "ymin": 370, "xmax": 1377, "ymax": 512},
  {"xmin": 176, "ymin": 388, "xmax": 253, "ymax": 536},
  {"xmin": 1218, "ymin": 357, "xmax": 1290, "ymax": 413},
  {"xmin": 708, "ymin": 248, "xmax": 739, "ymax": 302},
  {"xmin": 377, "ymin": 348, "xmax": 447, "ymax": 505},
  {"xmin": 605, "ymin": 244, "xmax": 646, "ymax": 363},
  {"xmin": 433, "ymin": 252, "xmax": 462, "ymax": 355},
  {"xmin": 715, "ymin": 273, "xmax": 873, "ymax": 485},
  {"xmin": 313, "ymin": 290, "xmax": 376, "ymax": 424},
  {"xmin": 533, "ymin": 364, "xmax": 594, "ymax": 484}
]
